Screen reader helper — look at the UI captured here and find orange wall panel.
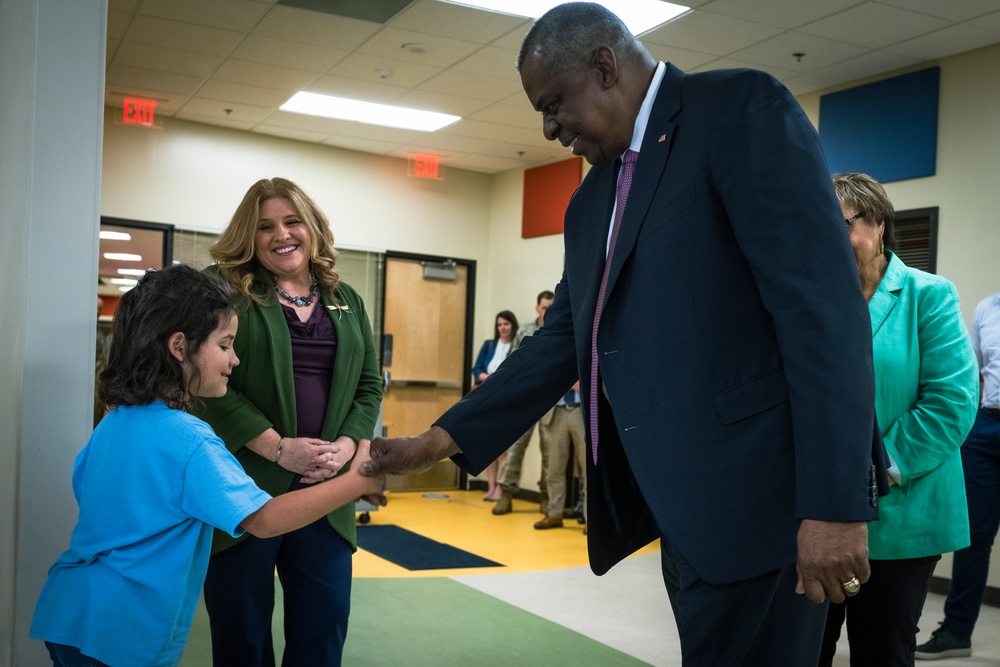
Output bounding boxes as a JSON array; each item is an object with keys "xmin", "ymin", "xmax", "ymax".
[{"xmin": 522, "ymin": 158, "xmax": 582, "ymax": 239}]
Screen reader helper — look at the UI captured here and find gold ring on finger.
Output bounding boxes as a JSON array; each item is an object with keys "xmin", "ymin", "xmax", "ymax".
[{"xmin": 841, "ymin": 577, "xmax": 861, "ymax": 596}]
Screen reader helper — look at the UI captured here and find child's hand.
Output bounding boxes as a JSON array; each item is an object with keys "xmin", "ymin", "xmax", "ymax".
[{"xmin": 353, "ymin": 440, "xmax": 386, "ymax": 498}]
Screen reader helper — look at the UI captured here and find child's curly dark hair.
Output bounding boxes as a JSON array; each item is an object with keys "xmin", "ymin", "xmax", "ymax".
[{"xmin": 98, "ymin": 264, "xmax": 239, "ymax": 412}]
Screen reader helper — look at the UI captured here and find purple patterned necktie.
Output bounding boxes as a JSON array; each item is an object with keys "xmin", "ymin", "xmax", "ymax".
[{"xmin": 589, "ymin": 149, "xmax": 638, "ymax": 465}]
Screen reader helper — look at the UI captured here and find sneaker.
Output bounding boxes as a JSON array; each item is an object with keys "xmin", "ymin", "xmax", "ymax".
[{"xmin": 915, "ymin": 625, "xmax": 971, "ymax": 660}]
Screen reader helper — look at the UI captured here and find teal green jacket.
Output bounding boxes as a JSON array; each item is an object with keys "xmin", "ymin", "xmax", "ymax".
[
  {"xmin": 868, "ymin": 252, "xmax": 978, "ymax": 559},
  {"xmin": 195, "ymin": 265, "xmax": 382, "ymax": 553}
]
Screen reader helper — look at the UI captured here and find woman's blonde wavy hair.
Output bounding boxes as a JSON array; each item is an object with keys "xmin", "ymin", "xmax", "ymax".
[{"xmin": 211, "ymin": 178, "xmax": 340, "ymax": 303}]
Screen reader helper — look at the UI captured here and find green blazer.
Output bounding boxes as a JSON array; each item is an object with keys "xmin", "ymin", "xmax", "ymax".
[
  {"xmin": 868, "ymin": 252, "xmax": 978, "ymax": 559},
  {"xmin": 195, "ymin": 265, "xmax": 382, "ymax": 553}
]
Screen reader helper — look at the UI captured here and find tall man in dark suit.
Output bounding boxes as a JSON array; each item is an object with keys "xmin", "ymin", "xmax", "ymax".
[{"xmin": 363, "ymin": 3, "xmax": 886, "ymax": 663}]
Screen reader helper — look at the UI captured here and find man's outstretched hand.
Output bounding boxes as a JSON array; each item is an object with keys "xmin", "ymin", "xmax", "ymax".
[{"xmin": 360, "ymin": 426, "xmax": 460, "ymax": 477}]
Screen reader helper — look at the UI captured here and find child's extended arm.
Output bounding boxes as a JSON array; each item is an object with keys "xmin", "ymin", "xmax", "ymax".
[{"xmin": 240, "ymin": 439, "xmax": 385, "ymax": 538}]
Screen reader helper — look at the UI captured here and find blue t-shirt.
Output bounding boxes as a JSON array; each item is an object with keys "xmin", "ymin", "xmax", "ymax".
[{"xmin": 30, "ymin": 402, "xmax": 271, "ymax": 667}]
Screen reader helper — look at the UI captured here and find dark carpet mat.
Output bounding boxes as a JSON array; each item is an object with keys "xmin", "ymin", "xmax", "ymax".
[{"xmin": 356, "ymin": 524, "xmax": 502, "ymax": 570}]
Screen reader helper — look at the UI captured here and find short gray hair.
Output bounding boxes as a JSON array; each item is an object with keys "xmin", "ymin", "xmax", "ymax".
[{"xmin": 517, "ymin": 2, "xmax": 643, "ymax": 75}]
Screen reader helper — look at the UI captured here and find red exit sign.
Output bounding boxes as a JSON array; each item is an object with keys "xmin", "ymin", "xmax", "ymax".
[
  {"xmin": 123, "ymin": 97, "xmax": 157, "ymax": 126},
  {"xmin": 408, "ymin": 153, "xmax": 443, "ymax": 180}
]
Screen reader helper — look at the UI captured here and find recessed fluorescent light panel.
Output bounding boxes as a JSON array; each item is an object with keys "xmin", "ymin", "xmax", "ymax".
[
  {"xmin": 280, "ymin": 92, "xmax": 461, "ymax": 132},
  {"xmin": 437, "ymin": 0, "xmax": 689, "ymax": 35}
]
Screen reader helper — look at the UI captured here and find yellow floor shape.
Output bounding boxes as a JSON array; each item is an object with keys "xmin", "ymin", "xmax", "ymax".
[{"xmin": 353, "ymin": 490, "xmax": 659, "ymax": 578}]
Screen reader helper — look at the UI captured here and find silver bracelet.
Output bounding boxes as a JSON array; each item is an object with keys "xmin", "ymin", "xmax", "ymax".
[{"xmin": 275, "ymin": 437, "xmax": 284, "ymax": 463}]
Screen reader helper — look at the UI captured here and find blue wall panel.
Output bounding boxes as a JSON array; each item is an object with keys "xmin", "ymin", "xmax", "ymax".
[{"xmin": 819, "ymin": 67, "xmax": 939, "ymax": 183}]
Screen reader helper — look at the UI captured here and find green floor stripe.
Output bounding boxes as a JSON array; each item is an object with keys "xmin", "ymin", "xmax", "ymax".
[{"xmin": 181, "ymin": 578, "xmax": 650, "ymax": 666}]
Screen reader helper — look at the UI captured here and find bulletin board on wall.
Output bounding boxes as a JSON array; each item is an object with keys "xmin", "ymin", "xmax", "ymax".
[
  {"xmin": 522, "ymin": 158, "xmax": 583, "ymax": 238},
  {"xmin": 818, "ymin": 67, "xmax": 939, "ymax": 184}
]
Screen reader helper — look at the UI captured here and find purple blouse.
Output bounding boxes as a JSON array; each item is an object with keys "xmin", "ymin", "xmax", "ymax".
[{"xmin": 281, "ymin": 303, "xmax": 337, "ymax": 438}]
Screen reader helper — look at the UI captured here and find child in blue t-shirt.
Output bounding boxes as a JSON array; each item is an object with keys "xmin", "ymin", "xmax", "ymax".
[{"xmin": 30, "ymin": 265, "xmax": 385, "ymax": 667}]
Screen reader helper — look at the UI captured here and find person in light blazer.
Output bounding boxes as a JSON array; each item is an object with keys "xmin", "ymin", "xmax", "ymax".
[
  {"xmin": 361, "ymin": 4, "xmax": 889, "ymax": 665},
  {"xmin": 819, "ymin": 173, "xmax": 979, "ymax": 667}
]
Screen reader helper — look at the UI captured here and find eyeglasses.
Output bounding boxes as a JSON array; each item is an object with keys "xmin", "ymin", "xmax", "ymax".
[{"xmin": 845, "ymin": 212, "xmax": 865, "ymax": 227}]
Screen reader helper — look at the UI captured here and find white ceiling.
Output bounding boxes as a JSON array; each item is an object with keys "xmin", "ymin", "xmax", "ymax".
[{"xmin": 106, "ymin": 0, "xmax": 1000, "ymax": 174}]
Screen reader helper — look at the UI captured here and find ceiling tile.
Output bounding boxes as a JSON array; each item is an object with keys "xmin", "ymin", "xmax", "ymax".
[
  {"xmin": 252, "ymin": 4, "xmax": 381, "ymax": 50},
  {"xmin": 797, "ymin": 3, "xmax": 951, "ymax": 49},
  {"xmin": 466, "ymin": 102, "xmax": 539, "ymax": 130},
  {"xmin": 333, "ymin": 121, "xmax": 426, "ymax": 144},
  {"xmin": 643, "ymin": 43, "xmax": 727, "ymax": 71},
  {"xmin": 107, "ymin": 9, "xmax": 133, "ymax": 40},
  {"xmin": 174, "ymin": 113, "xmax": 257, "ymax": 131},
  {"xmin": 390, "ymin": 0, "xmax": 527, "ymax": 43},
  {"xmin": 404, "ymin": 133, "xmax": 494, "ymax": 154},
  {"xmin": 436, "ymin": 117, "xmax": 523, "ymax": 141},
  {"xmin": 321, "ymin": 135, "xmax": 402, "ymax": 154},
  {"xmin": 393, "ymin": 88, "xmax": 491, "ymax": 116},
  {"xmin": 179, "ymin": 97, "xmax": 274, "ymax": 122},
  {"xmin": 329, "ymin": 52, "xmax": 442, "ymax": 88},
  {"xmin": 698, "ymin": 0, "xmax": 866, "ymax": 29},
  {"xmin": 106, "ymin": 38, "xmax": 123, "ymax": 68},
  {"xmin": 112, "ymin": 41, "xmax": 223, "ymax": 77},
  {"xmin": 252, "ymin": 124, "xmax": 332, "ymax": 143},
  {"xmin": 811, "ymin": 49, "xmax": 922, "ymax": 82},
  {"xmin": 687, "ymin": 57, "xmax": 801, "ymax": 81},
  {"xmin": 106, "ymin": 64, "xmax": 205, "ymax": 96},
  {"xmin": 307, "ymin": 74, "xmax": 410, "ymax": 104},
  {"xmin": 196, "ymin": 79, "xmax": 296, "ymax": 107},
  {"xmin": 969, "ymin": 10, "xmax": 1000, "ymax": 32},
  {"xmin": 876, "ymin": 0, "xmax": 1000, "ymax": 22},
  {"xmin": 210, "ymin": 59, "xmax": 319, "ymax": 90},
  {"xmin": 452, "ymin": 46, "xmax": 521, "ymax": 81},
  {"xmin": 448, "ymin": 153, "xmax": 531, "ymax": 174},
  {"xmin": 417, "ymin": 68, "xmax": 524, "ymax": 102},
  {"xmin": 261, "ymin": 110, "xmax": 360, "ymax": 133},
  {"xmin": 109, "ymin": 0, "xmax": 141, "ymax": 11},
  {"xmin": 727, "ymin": 30, "xmax": 870, "ymax": 71},
  {"xmin": 642, "ymin": 11, "xmax": 784, "ymax": 56},
  {"xmin": 471, "ymin": 140, "xmax": 547, "ymax": 160},
  {"xmin": 230, "ymin": 35, "xmax": 350, "ymax": 71},
  {"xmin": 885, "ymin": 23, "xmax": 1000, "ymax": 60},
  {"xmin": 490, "ymin": 24, "xmax": 533, "ymax": 51},
  {"xmin": 356, "ymin": 27, "xmax": 481, "ymax": 68},
  {"xmin": 123, "ymin": 15, "xmax": 245, "ymax": 56},
  {"xmin": 136, "ymin": 0, "xmax": 271, "ymax": 32}
]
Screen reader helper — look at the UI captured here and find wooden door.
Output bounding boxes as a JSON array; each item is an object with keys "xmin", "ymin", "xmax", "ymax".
[{"xmin": 381, "ymin": 255, "xmax": 470, "ymax": 490}]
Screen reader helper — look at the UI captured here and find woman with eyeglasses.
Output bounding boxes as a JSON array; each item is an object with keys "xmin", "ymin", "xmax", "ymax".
[{"xmin": 818, "ymin": 173, "xmax": 979, "ymax": 666}]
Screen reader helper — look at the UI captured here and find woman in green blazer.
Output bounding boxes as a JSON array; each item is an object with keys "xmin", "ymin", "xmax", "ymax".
[
  {"xmin": 195, "ymin": 178, "xmax": 382, "ymax": 666},
  {"xmin": 819, "ymin": 173, "xmax": 979, "ymax": 666}
]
